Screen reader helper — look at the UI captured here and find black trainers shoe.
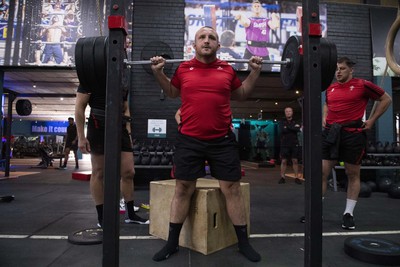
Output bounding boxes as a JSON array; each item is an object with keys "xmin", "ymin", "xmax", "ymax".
[
  {"xmin": 125, "ymin": 214, "xmax": 149, "ymax": 225},
  {"xmin": 295, "ymin": 178, "xmax": 302, "ymax": 185},
  {"xmin": 278, "ymin": 177, "xmax": 286, "ymax": 184},
  {"xmin": 300, "ymin": 216, "xmax": 305, "ymax": 223},
  {"xmin": 342, "ymin": 213, "xmax": 355, "ymax": 230}
]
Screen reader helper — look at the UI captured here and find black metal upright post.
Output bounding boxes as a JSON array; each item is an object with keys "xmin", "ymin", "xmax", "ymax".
[
  {"xmin": 5, "ymin": 93, "xmax": 16, "ymax": 178},
  {"xmin": 103, "ymin": 1, "xmax": 127, "ymax": 266},
  {"xmin": 302, "ymin": 0, "xmax": 323, "ymax": 266}
]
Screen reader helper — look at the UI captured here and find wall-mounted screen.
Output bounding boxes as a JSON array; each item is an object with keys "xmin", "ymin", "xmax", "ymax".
[{"xmin": 184, "ymin": 0, "xmax": 327, "ymax": 72}]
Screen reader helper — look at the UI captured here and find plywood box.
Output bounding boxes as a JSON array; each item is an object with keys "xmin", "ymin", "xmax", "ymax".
[{"xmin": 149, "ymin": 178, "xmax": 250, "ymax": 255}]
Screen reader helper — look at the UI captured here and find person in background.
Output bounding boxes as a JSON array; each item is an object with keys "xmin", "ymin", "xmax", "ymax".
[
  {"xmin": 318, "ymin": 57, "xmax": 392, "ymax": 229},
  {"xmin": 278, "ymin": 107, "xmax": 302, "ymax": 185},
  {"xmin": 60, "ymin": 117, "xmax": 78, "ymax": 170},
  {"xmin": 75, "ymin": 83, "xmax": 148, "ymax": 227},
  {"xmin": 217, "ymin": 30, "xmax": 245, "ymax": 70},
  {"xmin": 150, "ymin": 26, "xmax": 263, "ymax": 262}
]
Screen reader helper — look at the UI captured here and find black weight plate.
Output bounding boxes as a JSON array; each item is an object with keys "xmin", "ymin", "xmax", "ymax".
[
  {"xmin": 344, "ymin": 236, "xmax": 400, "ymax": 266},
  {"xmin": 93, "ymin": 36, "xmax": 108, "ymax": 92},
  {"xmin": 320, "ymin": 38, "xmax": 337, "ymax": 91},
  {"xmin": 280, "ymin": 35, "xmax": 302, "ymax": 91},
  {"xmin": 16, "ymin": 99, "xmax": 32, "ymax": 116},
  {"xmin": 75, "ymin": 38, "xmax": 89, "ymax": 89},
  {"xmin": 140, "ymin": 41, "xmax": 174, "ymax": 74},
  {"xmin": 82, "ymin": 37, "xmax": 98, "ymax": 92},
  {"xmin": 68, "ymin": 228, "xmax": 103, "ymax": 245}
]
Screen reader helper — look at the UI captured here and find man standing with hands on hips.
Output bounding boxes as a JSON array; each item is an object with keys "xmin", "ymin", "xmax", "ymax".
[
  {"xmin": 150, "ymin": 26, "xmax": 263, "ymax": 262},
  {"xmin": 321, "ymin": 57, "xmax": 391, "ymax": 229}
]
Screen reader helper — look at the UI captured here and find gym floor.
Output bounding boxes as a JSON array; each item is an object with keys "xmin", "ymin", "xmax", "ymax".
[{"xmin": 0, "ymin": 157, "xmax": 399, "ymax": 267}]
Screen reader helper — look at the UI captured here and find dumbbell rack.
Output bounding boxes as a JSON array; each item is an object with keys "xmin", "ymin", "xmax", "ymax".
[{"xmin": 331, "ymin": 153, "xmax": 400, "ymax": 192}]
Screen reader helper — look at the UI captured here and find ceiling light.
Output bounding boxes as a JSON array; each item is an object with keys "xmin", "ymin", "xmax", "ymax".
[
  {"xmin": 275, "ymin": 102, "xmax": 278, "ymax": 105},
  {"xmin": 60, "ymin": 98, "xmax": 64, "ymax": 101},
  {"xmin": 32, "ymin": 84, "xmax": 36, "ymax": 88}
]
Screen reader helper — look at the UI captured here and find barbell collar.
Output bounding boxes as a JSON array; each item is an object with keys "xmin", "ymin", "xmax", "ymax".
[{"xmin": 123, "ymin": 58, "xmax": 291, "ymax": 66}]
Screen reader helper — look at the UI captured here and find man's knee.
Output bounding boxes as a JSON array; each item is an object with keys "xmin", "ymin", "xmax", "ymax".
[
  {"xmin": 220, "ymin": 181, "xmax": 241, "ymax": 197},
  {"xmin": 175, "ymin": 180, "xmax": 196, "ymax": 198}
]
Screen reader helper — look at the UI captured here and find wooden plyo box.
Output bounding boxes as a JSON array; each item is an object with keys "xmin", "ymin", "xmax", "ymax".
[{"xmin": 149, "ymin": 178, "xmax": 250, "ymax": 255}]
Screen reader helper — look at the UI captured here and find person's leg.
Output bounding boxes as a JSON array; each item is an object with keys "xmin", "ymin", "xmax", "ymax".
[
  {"xmin": 322, "ymin": 159, "xmax": 336, "ymax": 195},
  {"xmin": 300, "ymin": 159, "xmax": 335, "ymax": 224},
  {"xmin": 292, "ymin": 158, "xmax": 302, "ymax": 184},
  {"xmin": 62, "ymin": 147, "xmax": 70, "ymax": 168},
  {"xmin": 53, "ymin": 45, "xmax": 64, "ymax": 64},
  {"xmin": 73, "ymin": 148, "xmax": 79, "ymax": 169},
  {"xmin": 120, "ymin": 151, "xmax": 148, "ymax": 224},
  {"xmin": 341, "ymin": 163, "xmax": 360, "ymax": 230},
  {"xmin": 90, "ymin": 153, "xmax": 104, "ymax": 226},
  {"xmin": 279, "ymin": 158, "xmax": 287, "ymax": 183},
  {"xmin": 219, "ymin": 180, "xmax": 261, "ymax": 262},
  {"xmin": 153, "ymin": 179, "xmax": 196, "ymax": 261}
]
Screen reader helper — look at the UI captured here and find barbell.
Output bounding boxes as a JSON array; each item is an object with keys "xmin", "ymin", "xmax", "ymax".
[
  {"xmin": 123, "ymin": 58, "xmax": 291, "ymax": 66},
  {"xmin": 75, "ymin": 35, "xmax": 337, "ymax": 92}
]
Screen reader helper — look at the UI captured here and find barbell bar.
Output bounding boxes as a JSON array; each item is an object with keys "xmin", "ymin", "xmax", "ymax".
[
  {"xmin": 123, "ymin": 58, "xmax": 291, "ymax": 66},
  {"xmin": 75, "ymin": 35, "xmax": 337, "ymax": 92}
]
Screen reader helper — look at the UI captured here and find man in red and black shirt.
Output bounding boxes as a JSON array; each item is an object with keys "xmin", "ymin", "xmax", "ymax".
[
  {"xmin": 322, "ymin": 57, "xmax": 391, "ymax": 230},
  {"xmin": 150, "ymin": 26, "xmax": 263, "ymax": 262}
]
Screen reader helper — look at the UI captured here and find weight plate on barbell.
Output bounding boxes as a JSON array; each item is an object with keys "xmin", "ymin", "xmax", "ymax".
[
  {"xmin": 320, "ymin": 38, "xmax": 337, "ymax": 91},
  {"xmin": 83, "ymin": 37, "xmax": 99, "ymax": 92},
  {"xmin": 93, "ymin": 36, "xmax": 108, "ymax": 92},
  {"xmin": 280, "ymin": 35, "xmax": 303, "ymax": 91},
  {"xmin": 280, "ymin": 35, "xmax": 337, "ymax": 91},
  {"xmin": 75, "ymin": 38, "xmax": 89, "ymax": 90}
]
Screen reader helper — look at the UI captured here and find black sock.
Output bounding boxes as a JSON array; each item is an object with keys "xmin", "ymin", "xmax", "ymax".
[
  {"xmin": 234, "ymin": 225, "xmax": 261, "ymax": 262},
  {"xmin": 96, "ymin": 204, "xmax": 103, "ymax": 226},
  {"xmin": 125, "ymin": 200, "xmax": 135, "ymax": 218},
  {"xmin": 152, "ymin": 222, "xmax": 182, "ymax": 261}
]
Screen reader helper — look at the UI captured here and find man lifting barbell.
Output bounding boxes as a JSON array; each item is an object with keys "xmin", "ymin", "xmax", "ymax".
[{"xmin": 150, "ymin": 26, "xmax": 262, "ymax": 262}]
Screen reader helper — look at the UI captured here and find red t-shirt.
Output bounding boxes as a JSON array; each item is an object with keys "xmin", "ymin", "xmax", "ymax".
[
  {"xmin": 325, "ymin": 78, "xmax": 385, "ymax": 125},
  {"xmin": 171, "ymin": 58, "xmax": 242, "ymax": 140}
]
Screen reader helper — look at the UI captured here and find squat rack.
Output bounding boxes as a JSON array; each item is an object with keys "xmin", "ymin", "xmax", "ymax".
[{"xmin": 102, "ymin": 0, "xmax": 323, "ymax": 266}]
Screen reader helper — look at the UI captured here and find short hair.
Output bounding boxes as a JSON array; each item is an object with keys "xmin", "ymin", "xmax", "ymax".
[
  {"xmin": 337, "ymin": 57, "xmax": 356, "ymax": 68},
  {"xmin": 68, "ymin": 117, "xmax": 74, "ymax": 121},
  {"xmin": 220, "ymin": 30, "xmax": 235, "ymax": 47}
]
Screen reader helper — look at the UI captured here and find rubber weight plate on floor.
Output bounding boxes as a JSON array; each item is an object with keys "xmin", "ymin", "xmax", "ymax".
[
  {"xmin": 344, "ymin": 236, "xmax": 400, "ymax": 265},
  {"xmin": 68, "ymin": 228, "xmax": 103, "ymax": 245}
]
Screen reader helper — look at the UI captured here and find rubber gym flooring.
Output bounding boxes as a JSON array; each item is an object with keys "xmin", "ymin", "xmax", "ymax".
[{"xmin": 0, "ymin": 157, "xmax": 399, "ymax": 267}]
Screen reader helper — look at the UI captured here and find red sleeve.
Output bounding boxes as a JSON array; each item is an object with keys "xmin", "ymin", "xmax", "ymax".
[{"xmin": 363, "ymin": 79, "xmax": 385, "ymax": 100}]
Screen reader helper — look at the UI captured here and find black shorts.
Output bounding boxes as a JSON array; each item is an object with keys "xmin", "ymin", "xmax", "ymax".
[
  {"xmin": 322, "ymin": 127, "xmax": 366, "ymax": 165},
  {"xmin": 65, "ymin": 141, "xmax": 78, "ymax": 151},
  {"xmin": 87, "ymin": 114, "xmax": 133, "ymax": 155},
  {"xmin": 280, "ymin": 145, "xmax": 299, "ymax": 159},
  {"xmin": 173, "ymin": 131, "xmax": 241, "ymax": 181}
]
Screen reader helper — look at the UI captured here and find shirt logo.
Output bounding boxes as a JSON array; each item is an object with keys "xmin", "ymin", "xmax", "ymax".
[
  {"xmin": 350, "ymin": 86, "xmax": 354, "ymax": 91},
  {"xmin": 190, "ymin": 67, "xmax": 194, "ymax": 70},
  {"xmin": 217, "ymin": 66, "xmax": 223, "ymax": 70},
  {"xmin": 331, "ymin": 88, "xmax": 335, "ymax": 92}
]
